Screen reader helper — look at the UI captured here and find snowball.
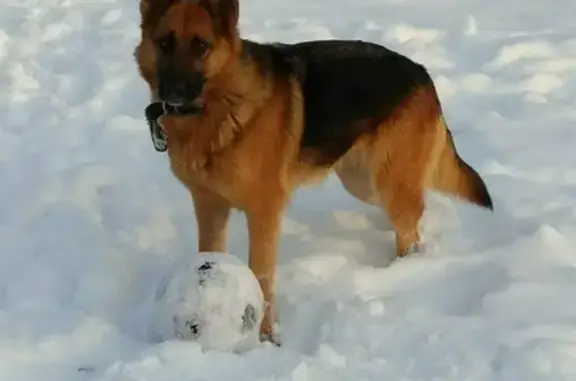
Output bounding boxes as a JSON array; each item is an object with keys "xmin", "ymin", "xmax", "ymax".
[{"xmin": 150, "ymin": 253, "xmax": 264, "ymax": 352}]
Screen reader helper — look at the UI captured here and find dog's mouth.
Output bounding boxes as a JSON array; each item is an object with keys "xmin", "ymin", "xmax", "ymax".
[
  {"xmin": 163, "ymin": 99, "xmax": 203, "ymax": 109},
  {"xmin": 163, "ymin": 100, "xmax": 205, "ymax": 115},
  {"xmin": 164, "ymin": 100, "xmax": 184, "ymax": 107}
]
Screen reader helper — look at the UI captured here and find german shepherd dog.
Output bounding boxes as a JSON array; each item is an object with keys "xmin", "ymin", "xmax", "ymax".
[{"xmin": 134, "ymin": 0, "xmax": 494, "ymax": 344}]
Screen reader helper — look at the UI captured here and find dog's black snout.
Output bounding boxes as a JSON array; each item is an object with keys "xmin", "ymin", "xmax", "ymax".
[{"xmin": 157, "ymin": 72, "xmax": 206, "ymax": 105}]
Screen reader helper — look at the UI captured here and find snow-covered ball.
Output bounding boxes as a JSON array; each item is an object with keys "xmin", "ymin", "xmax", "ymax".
[{"xmin": 151, "ymin": 252, "xmax": 264, "ymax": 352}]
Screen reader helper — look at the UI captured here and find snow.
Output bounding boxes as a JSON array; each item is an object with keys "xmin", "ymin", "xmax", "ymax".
[{"xmin": 1, "ymin": 0, "xmax": 576, "ymax": 379}]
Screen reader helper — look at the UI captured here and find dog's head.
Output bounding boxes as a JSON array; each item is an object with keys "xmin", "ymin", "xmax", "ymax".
[{"xmin": 135, "ymin": 0, "xmax": 240, "ymax": 107}]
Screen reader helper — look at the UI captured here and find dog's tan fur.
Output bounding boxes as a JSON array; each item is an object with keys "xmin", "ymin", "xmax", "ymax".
[{"xmin": 134, "ymin": 0, "xmax": 493, "ymax": 343}]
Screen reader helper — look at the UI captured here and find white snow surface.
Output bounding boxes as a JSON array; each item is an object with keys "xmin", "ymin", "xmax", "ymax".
[{"xmin": 2, "ymin": 0, "xmax": 576, "ymax": 380}]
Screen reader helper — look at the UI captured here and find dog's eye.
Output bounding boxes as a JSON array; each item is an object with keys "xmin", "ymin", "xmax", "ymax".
[
  {"xmin": 158, "ymin": 34, "xmax": 175, "ymax": 53},
  {"xmin": 190, "ymin": 37, "xmax": 210, "ymax": 57}
]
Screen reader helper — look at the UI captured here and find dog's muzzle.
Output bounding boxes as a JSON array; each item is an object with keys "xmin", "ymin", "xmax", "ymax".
[{"xmin": 144, "ymin": 102, "xmax": 204, "ymax": 153}]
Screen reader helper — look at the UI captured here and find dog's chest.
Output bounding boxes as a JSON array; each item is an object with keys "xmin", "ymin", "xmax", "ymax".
[{"xmin": 164, "ymin": 119, "xmax": 261, "ymax": 207}]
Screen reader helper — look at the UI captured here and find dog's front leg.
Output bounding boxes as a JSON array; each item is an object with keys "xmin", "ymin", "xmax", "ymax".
[
  {"xmin": 191, "ymin": 188, "xmax": 231, "ymax": 253},
  {"xmin": 245, "ymin": 198, "xmax": 286, "ymax": 346}
]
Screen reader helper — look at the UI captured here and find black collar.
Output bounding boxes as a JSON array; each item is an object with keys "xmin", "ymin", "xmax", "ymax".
[{"xmin": 144, "ymin": 102, "xmax": 203, "ymax": 153}]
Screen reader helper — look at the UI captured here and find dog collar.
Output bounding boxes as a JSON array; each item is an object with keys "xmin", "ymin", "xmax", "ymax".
[{"xmin": 144, "ymin": 102, "xmax": 203, "ymax": 153}]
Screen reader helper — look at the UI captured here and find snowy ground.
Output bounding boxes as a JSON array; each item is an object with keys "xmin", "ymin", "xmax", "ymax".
[{"xmin": 2, "ymin": 0, "xmax": 576, "ymax": 379}]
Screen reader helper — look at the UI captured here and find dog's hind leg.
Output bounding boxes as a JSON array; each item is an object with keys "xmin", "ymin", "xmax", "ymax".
[
  {"xmin": 336, "ymin": 148, "xmax": 426, "ymax": 257},
  {"xmin": 374, "ymin": 165, "xmax": 426, "ymax": 257}
]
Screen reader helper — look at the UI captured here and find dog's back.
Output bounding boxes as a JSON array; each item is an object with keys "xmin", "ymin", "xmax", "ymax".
[{"xmin": 242, "ymin": 39, "xmax": 436, "ymax": 166}]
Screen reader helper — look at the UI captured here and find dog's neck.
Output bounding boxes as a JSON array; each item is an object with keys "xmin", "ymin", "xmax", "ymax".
[{"xmin": 207, "ymin": 41, "xmax": 272, "ymax": 121}]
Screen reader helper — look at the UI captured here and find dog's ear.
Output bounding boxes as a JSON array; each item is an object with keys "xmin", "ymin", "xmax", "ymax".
[
  {"xmin": 198, "ymin": 0, "xmax": 239, "ymax": 36},
  {"xmin": 139, "ymin": 0, "xmax": 174, "ymax": 26},
  {"xmin": 139, "ymin": 0, "xmax": 159, "ymax": 17},
  {"xmin": 217, "ymin": 0, "xmax": 239, "ymax": 36},
  {"xmin": 139, "ymin": 0, "xmax": 150, "ymax": 17}
]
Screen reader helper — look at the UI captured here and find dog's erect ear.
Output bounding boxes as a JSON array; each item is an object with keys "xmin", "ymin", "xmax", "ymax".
[
  {"xmin": 198, "ymin": 0, "xmax": 239, "ymax": 36},
  {"xmin": 139, "ymin": 0, "xmax": 239, "ymax": 36},
  {"xmin": 139, "ymin": 0, "xmax": 162, "ymax": 17},
  {"xmin": 139, "ymin": 0, "xmax": 149, "ymax": 17},
  {"xmin": 218, "ymin": 0, "xmax": 239, "ymax": 36},
  {"xmin": 139, "ymin": 0, "xmax": 175, "ymax": 25}
]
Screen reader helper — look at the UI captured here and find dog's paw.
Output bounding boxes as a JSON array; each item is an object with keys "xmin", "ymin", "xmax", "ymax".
[{"xmin": 260, "ymin": 332, "xmax": 282, "ymax": 347}]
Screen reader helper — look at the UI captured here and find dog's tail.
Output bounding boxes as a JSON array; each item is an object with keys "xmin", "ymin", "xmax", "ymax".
[{"xmin": 431, "ymin": 119, "xmax": 494, "ymax": 210}]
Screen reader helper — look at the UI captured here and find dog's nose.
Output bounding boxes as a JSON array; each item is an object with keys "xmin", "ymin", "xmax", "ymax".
[
  {"xmin": 158, "ymin": 73, "xmax": 206, "ymax": 105},
  {"xmin": 158, "ymin": 80, "xmax": 188, "ymax": 105}
]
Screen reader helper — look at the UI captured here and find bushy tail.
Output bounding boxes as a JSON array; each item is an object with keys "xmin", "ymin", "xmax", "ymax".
[{"xmin": 432, "ymin": 123, "xmax": 494, "ymax": 210}]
